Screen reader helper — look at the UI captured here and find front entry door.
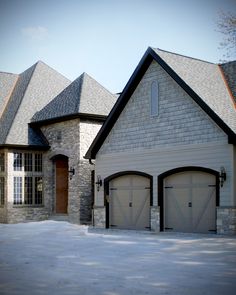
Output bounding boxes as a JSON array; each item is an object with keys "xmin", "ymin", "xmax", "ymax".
[{"xmin": 55, "ymin": 157, "xmax": 68, "ymax": 213}]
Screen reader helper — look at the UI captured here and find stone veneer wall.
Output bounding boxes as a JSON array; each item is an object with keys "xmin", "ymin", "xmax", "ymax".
[
  {"xmin": 93, "ymin": 206, "xmax": 106, "ymax": 228},
  {"xmin": 217, "ymin": 207, "xmax": 236, "ymax": 235},
  {"xmin": 0, "ymin": 207, "xmax": 7, "ymax": 223},
  {"xmin": 150, "ymin": 206, "xmax": 160, "ymax": 232},
  {"xmin": 79, "ymin": 120, "xmax": 102, "ymax": 223},
  {"xmin": 41, "ymin": 119, "xmax": 102, "ymax": 224}
]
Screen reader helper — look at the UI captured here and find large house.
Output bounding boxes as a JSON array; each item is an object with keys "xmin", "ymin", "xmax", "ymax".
[
  {"xmin": 85, "ymin": 47, "xmax": 236, "ymax": 235},
  {"xmin": 0, "ymin": 61, "xmax": 116, "ymax": 224}
]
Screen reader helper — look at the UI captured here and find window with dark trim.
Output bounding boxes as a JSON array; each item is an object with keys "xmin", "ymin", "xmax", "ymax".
[
  {"xmin": 24, "ymin": 153, "xmax": 33, "ymax": 172},
  {"xmin": 35, "ymin": 154, "xmax": 42, "ymax": 172},
  {"xmin": 24, "ymin": 177, "xmax": 33, "ymax": 204},
  {"xmin": 0, "ymin": 177, "xmax": 4, "ymax": 205},
  {"xmin": 0, "ymin": 153, "xmax": 4, "ymax": 172},
  {"xmin": 14, "ymin": 153, "xmax": 22, "ymax": 171},
  {"xmin": 13, "ymin": 152, "xmax": 43, "ymax": 206},
  {"xmin": 35, "ymin": 177, "xmax": 43, "ymax": 205},
  {"xmin": 14, "ymin": 177, "xmax": 22, "ymax": 205}
]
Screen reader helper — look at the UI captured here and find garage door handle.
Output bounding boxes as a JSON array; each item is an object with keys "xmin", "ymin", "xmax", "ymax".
[
  {"xmin": 188, "ymin": 202, "xmax": 192, "ymax": 207},
  {"xmin": 129, "ymin": 202, "xmax": 132, "ymax": 207}
]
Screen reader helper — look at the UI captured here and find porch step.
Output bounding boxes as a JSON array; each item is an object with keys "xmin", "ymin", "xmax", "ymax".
[{"xmin": 48, "ymin": 214, "xmax": 69, "ymax": 222}]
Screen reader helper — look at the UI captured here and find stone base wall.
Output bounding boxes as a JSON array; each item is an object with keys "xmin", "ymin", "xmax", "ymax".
[
  {"xmin": 93, "ymin": 206, "xmax": 106, "ymax": 228},
  {"xmin": 217, "ymin": 207, "xmax": 236, "ymax": 235},
  {"xmin": 0, "ymin": 207, "xmax": 7, "ymax": 223},
  {"xmin": 6, "ymin": 206, "xmax": 49, "ymax": 224},
  {"xmin": 150, "ymin": 206, "xmax": 160, "ymax": 232}
]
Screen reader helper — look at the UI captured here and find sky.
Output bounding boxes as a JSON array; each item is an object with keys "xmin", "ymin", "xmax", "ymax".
[{"xmin": 0, "ymin": 0, "xmax": 235, "ymax": 93}]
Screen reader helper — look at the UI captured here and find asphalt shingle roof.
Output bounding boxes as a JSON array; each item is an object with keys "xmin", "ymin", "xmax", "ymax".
[
  {"xmin": 220, "ymin": 61, "xmax": 236, "ymax": 104},
  {"xmin": 32, "ymin": 72, "xmax": 117, "ymax": 123},
  {"xmin": 0, "ymin": 72, "xmax": 19, "ymax": 117},
  {"xmin": 152, "ymin": 48, "xmax": 236, "ymax": 133},
  {"xmin": 0, "ymin": 61, "xmax": 71, "ymax": 146}
]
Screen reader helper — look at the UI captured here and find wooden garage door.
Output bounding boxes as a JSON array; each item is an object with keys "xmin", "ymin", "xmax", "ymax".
[
  {"xmin": 164, "ymin": 171, "xmax": 216, "ymax": 233},
  {"xmin": 109, "ymin": 175, "xmax": 150, "ymax": 230}
]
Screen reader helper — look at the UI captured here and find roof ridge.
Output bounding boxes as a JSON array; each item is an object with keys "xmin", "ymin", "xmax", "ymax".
[
  {"xmin": 74, "ymin": 72, "xmax": 85, "ymax": 113},
  {"xmin": 152, "ymin": 47, "xmax": 215, "ymax": 65},
  {"xmin": 0, "ymin": 71, "xmax": 18, "ymax": 75},
  {"xmin": 82, "ymin": 72, "xmax": 117, "ymax": 97},
  {"xmin": 34, "ymin": 60, "xmax": 71, "ymax": 83}
]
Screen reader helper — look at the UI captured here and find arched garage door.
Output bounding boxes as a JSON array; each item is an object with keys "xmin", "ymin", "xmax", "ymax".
[
  {"xmin": 164, "ymin": 171, "xmax": 216, "ymax": 233},
  {"xmin": 108, "ymin": 174, "xmax": 151, "ymax": 230}
]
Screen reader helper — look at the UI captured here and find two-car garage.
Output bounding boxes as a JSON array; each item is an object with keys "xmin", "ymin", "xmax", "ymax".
[{"xmin": 105, "ymin": 168, "xmax": 218, "ymax": 233}]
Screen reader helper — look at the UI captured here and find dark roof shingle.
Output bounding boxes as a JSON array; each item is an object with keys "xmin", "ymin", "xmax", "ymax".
[
  {"xmin": 0, "ymin": 61, "xmax": 71, "ymax": 146},
  {"xmin": 32, "ymin": 72, "xmax": 117, "ymax": 123}
]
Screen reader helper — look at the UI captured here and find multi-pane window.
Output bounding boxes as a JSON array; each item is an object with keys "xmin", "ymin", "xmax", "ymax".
[
  {"xmin": 13, "ymin": 152, "xmax": 43, "ymax": 206},
  {"xmin": 14, "ymin": 153, "xmax": 22, "ymax": 171},
  {"xmin": 0, "ymin": 153, "xmax": 4, "ymax": 172},
  {"xmin": 24, "ymin": 153, "xmax": 33, "ymax": 172},
  {"xmin": 14, "ymin": 177, "xmax": 22, "ymax": 205},
  {"xmin": 35, "ymin": 177, "xmax": 43, "ymax": 205},
  {"xmin": 24, "ymin": 177, "xmax": 33, "ymax": 204},
  {"xmin": 0, "ymin": 177, "xmax": 4, "ymax": 205},
  {"xmin": 35, "ymin": 154, "xmax": 42, "ymax": 172}
]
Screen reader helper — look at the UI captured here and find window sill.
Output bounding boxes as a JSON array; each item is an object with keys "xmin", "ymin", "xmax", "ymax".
[{"xmin": 12, "ymin": 205, "xmax": 45, "ymax": 208}]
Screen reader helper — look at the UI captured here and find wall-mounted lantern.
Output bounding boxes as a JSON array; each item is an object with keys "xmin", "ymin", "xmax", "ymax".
[
  {"xmin": 68, "ymin": 167, "xmax": 75, "ymax": 180},
  {"xmin": 219, "ymin": 167, "xmax": 226, "ymax": 187},
  {"xmin": 95, "ymin": 175, "xmax": 102, "ymax": 191}
]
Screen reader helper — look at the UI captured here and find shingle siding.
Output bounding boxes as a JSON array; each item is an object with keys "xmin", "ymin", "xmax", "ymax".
[{"xmin": 99, "ymin": 61, "xmax": 227, "ymax": 155}]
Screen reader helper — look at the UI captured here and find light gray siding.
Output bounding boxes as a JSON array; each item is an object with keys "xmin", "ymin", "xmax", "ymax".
[
  {"xmin": 98, "ymin": 61, "xmax": 227, "ymax": 155},
  {"xmin": 95, "ymin": 142, "xmax": 233, "ymax": 207}
]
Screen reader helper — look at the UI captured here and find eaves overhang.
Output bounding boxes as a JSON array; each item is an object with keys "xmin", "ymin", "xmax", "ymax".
[
  {"xmin": 30, "ymin": 112, "xmax": 107, "ymax": 127},
  {"xmin": 85, "ymin": 47, "xmax": 236, "ymax": 159}
]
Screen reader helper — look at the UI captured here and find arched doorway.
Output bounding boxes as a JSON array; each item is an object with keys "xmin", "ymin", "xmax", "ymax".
[
  {"xmin": 104, "ymin": 171, "xmax": 153, "ymax": 230},
  {"xmin": 53, "ymin": 155, "xmax": 68, "ymax": 214},
  {"xmin": 158, "ymin": 167, "xmax": 219, "ymax": 233}
]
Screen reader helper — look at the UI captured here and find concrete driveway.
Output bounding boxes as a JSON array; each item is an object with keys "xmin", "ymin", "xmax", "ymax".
[{"xmin": 0, "ymin": 221, "xmax": 235, "ymax": 295}]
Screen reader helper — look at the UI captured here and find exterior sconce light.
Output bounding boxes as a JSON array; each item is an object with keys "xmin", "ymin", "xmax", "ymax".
[
  {"xmin": 68, "ymin": 167, "xmax": 75, "ymax": 180},
  {"xmin": 219, "ymin": 167, "xmax": 226, "ymax": 187},
  {"xmin": 95, "ymin": 175, "xmax": 102, "ymax": 191}
]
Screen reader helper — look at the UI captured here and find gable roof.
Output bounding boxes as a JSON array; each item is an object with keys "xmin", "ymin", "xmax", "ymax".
[
  {"xmin": 0, "ymin": 61, "xmax": 71, "ymax": 148},
  {"xmin": 31, "ymin": 72, "xmax": 117, "ymax": 125},
  {"xmin": 85, "ymin": 47, "xmax": 236, "ymax": 159}
]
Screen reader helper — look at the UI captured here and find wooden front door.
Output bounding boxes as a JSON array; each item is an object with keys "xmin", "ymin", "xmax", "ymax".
[{"xmin": 55, "ymin": 157, "xmax": 68, "ymax": 214}]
